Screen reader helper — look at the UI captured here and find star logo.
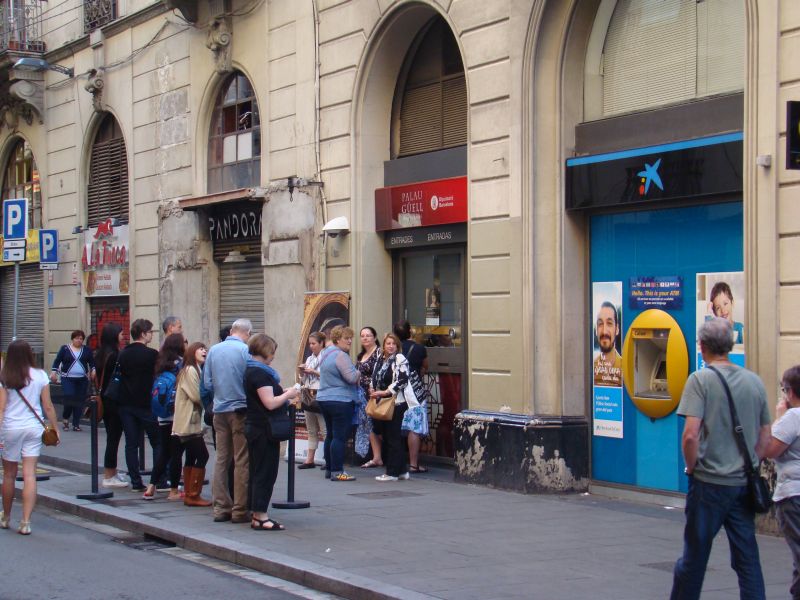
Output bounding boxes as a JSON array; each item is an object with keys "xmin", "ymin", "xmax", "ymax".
[{"xmin": 637, "ymin": 158, "xmax": 664, "ymax": 196}]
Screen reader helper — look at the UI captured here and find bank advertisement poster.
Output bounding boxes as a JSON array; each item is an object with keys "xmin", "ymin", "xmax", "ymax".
[
  {"xmin": 695, "ymin": 272, "xmax": 745, "ymax": 368},
  {"xmin": 592, "ymin": 281, "xmax": 624, "ymax": 439},
  {"xmin": 289, "ymin": 292, "xmax": 351, "ymax": 463}
]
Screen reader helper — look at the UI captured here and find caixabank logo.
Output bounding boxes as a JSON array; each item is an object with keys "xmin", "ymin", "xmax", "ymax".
[{"xmin": 637, "ymin": 158, "xmax": 664, "ymax": 197}]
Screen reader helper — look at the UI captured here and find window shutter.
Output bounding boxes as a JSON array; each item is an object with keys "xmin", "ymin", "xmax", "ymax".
[
  {"xmin": 88, "ymin": 136, "xmax": 129, "ymax": 226},
  {"xmin": 399, "ymin": 83, "xmax": 443, "ymax": 157},
  {"xmin": 697, "ymin": 0, "xmax": 745, "ymax": 96},
  {"xmin": 442, "ymin": 76, "xmax": 468, "ymax": 148}
]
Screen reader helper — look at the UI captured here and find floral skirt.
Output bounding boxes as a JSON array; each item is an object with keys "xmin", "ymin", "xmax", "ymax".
[{"xmin": 401, "ymin": 402, "xmax": 429, "ymax": 436}]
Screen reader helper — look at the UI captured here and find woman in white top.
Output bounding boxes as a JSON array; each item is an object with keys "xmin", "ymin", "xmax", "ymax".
[
  {"xmin": 0, "ymin": 339, "xmax": 60, "ymax": 535},
  {"xmin": 297, "ymin": 331, "xmax": 326, "ymax": 469}
]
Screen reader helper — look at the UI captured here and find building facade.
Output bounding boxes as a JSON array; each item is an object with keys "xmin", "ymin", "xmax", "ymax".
[{"xmin": 0, "ymin": 0, "xmax": 795, "ymax": 497}]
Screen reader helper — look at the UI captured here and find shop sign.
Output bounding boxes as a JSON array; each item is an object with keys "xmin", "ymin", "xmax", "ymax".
[
  {"xmin": 208, "ymin": 203, "xmax": 262, "ymax": 241},
  {"xmin": 384, "ymin": 224, "xmax": 467, "ymax": 249},
  {"xmin": 0, "ymin": 229, "xmax": 40, "ymax": 267},
  {"xmin": 375, "ymin": 176, "xmax": 467, "ymax": 231},
  {"xmin": 82, "ymin": 220, "xmax": 130, "ymax": 297},
  {"xmin": 565, "ymin": 132, "xmax": 743, "ymax": 210},
  {"xmin": 629, "ymin": 276, "xmax": 683, "ymax": 310}
]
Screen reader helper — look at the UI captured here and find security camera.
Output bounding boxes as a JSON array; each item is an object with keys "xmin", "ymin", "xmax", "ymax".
[{"xmin": 322, "ymin": 216, "xmax": 350, "ymax": 238}]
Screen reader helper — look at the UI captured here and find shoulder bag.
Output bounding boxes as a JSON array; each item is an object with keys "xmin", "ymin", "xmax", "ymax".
[
  {"xmin": 17, "ymin": 388, "xmax": 59, "ymax": 446},
  {"xmin": 707, "ymin": 365, "xmax": 772, "ymax": 514},
  {"xmin": 102, "ymin": 358, "xmax": 122, "ymax": 405}
]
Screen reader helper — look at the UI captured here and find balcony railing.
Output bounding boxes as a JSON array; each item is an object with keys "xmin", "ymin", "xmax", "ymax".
[
  {"xmin": 84, "ymin": 0, "xmax": 117, "ymax": 33},
  {"xmin": 0, "ymin": 1, "xmax": 45, "ymax": 54}
]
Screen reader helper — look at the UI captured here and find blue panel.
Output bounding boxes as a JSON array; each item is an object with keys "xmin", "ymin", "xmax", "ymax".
[{"xmin": 590, "ymin": 202, "xmax": 743, "ymax": 492}]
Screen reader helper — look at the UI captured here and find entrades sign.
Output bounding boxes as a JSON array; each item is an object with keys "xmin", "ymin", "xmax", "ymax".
[
  {"xmin": 374, "ymin": 176, "xmax": 467, "ymax": 231},
  {"xmin": 82, "ymin": 220, "xmax": 130, "ymax": 296}
]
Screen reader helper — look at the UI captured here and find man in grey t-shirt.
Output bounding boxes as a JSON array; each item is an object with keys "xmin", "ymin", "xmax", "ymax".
[{"xmin": 670, "ymin": 318, "xmax": 770, "ymax": 600}]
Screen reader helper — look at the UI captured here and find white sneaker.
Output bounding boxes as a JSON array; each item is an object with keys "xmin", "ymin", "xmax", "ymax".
[
  {"xmin": 102, "ymin": 474, "xmax": 129, "ymax": 488},
  {"xmin": 398, "ymin": 472, "xmax": 410, "ymax": 481},
  {"xmin": 375, "ymin": 474, "xmax": 398, "ymax": 482}
]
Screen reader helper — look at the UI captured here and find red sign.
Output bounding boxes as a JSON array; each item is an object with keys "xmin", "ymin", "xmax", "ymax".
[{"xmin": 375, "ymin": 176, "xmax": 467, "ymax": 231}]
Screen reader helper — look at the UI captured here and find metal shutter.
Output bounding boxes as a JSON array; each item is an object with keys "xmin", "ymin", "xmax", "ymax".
[
  {"xmin": 442, "ymin": 76, "xmax": 468, "ymax": 148},
  {"xmin": 219, "ymin": 260, "xmax": 265, "ymax": 335},
  {"xmin": 602, "ymin": 0, "xmax": 697, "ymax": 116},
  {"xmin": 87, "ymin": 136, "xmax": 129, "ymax": 227},
  {"xmin": 399, "ymin": 75, "xmax": 467, "ymax": 157},
  {"xmin": 0, "ymin": 264, "xmax": 44, "ymax": 356},
  {"xmin": 697, "ymin": 0, "xmax": 744, "ymax": 96}
]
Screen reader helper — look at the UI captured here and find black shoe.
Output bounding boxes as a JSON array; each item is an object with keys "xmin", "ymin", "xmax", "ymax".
[
  {"xmin": 297, "ymin": 462, "xmax": 316, "ymax": 469},
  {"xmin": 213, "ymin": 513, "xmax": 232, "ymax": 522},
  {"xmin": 320, "ymin": 464, "xmax": 329, "ymax": 470},
  {"xmin": 324, "ymin": 470, "xmax": 331, "ymax": 479},
  {"xmin": 131, "ymin": 484, "xmax": 146, "ymax": 493}
]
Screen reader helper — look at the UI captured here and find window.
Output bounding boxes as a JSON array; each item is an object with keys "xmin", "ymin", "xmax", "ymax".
[
  {"xmin": 600, "ymin": 0, "xmax": 744, "ymax": 117},
  {"xmin": 84, "ymin": 0, "xmax": 117, "ymax": 33},
  {"xmin": 1, "ymin": 138, "xmax": 41, "ymax": 232},
  {"xmin": 207, "ymin": 72, "xmax": 261, "ymax": 194},
  {"xmin": 394, "ymin": 17, "xmax": 467, "ymax": 158},
  {"xmin": 87, "ymin": 114, "xmax": 129, "ymax": 226},
  {"xmin": 1, "ymin": 1, "xmax": 46, "ymax": 52}
]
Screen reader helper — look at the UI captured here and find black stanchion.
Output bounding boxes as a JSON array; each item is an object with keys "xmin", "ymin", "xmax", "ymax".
[
  {"xmin": 272, "ymin": 404, "xmax": 310, "ymax": 510},
  {"xmin": 77, "ymin": 397, "xmax": 113, "ymax": 500},
  {"xmin": 138, "ymin": 430, "xmax": 151, "ymax": 476}
]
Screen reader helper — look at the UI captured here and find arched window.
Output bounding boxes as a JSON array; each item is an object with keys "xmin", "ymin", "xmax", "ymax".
[
  {"xmin": 1, "ymin": 138, "xmax": 41, "ymax": 231},
  {"xmin": 599, "ymin": 0, "xmax": 743, "ymax": 118},
  {"xmin": 207, "ymin": 72, "xmax": 261, "ymax": 193},
  {"xmin": 393, "ymin": 17, "xmax": 467, "ymax": 158},
  {"xmin": 87, "ymin": 113, "xmax": 129, "ymax": 226}
]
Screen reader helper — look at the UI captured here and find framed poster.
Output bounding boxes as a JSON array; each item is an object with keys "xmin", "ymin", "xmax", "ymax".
[
  {"xmin": 695, "ymin": 272, "xmax": 745, "ymax": 368},
  {"xmin": 592, "ymin": 282, "xmax": 623, "ymax": 439}
]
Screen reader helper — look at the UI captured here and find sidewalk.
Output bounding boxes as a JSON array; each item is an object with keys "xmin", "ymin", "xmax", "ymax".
[{"xmin": 29, "ymin": 427, "xmax": 792, "ymax": 600}]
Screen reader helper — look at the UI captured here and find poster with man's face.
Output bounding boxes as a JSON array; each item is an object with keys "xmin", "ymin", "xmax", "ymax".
[{"xmin": 592, "ymin": 282, "xmax": 623, "ymax": 439}]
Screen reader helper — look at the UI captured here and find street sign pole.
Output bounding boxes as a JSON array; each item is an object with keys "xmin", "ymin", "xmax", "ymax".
[
  {"xmin": 12, "ymin": 262, "xmax": 19, "ymax": 340},
  {"xmin": 3, "ymin": 198, "xmax": 30, "ymax": 342}
]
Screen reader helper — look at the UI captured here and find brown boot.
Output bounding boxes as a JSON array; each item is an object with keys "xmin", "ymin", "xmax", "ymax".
[{"xmin": 184, "ymin": 466, "xmax": 212, "ymax": 507}]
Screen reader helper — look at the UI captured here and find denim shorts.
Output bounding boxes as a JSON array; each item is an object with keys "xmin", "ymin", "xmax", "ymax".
[{"xmin": 1, "ymin": 427, "xmax": 43, "ymax": 462}]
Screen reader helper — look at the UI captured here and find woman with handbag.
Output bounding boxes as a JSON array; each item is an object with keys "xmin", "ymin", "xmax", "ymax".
[
  {"xmin": 370, "ymin": 333, "xmax": 416, "ymax": 482},
  {"xmin": 357, "ymin": 326, "xmax": 383, "ymax": 468},
  {"xmin": 172, "ymin": 342, "xmax": 211, "ymax": 506},
  {"xmin": 51, "ymin": 329, "xmax": 96, "ymax": 432},
  {"xmin": 296, "ymin": 331, "xmax": 326, "ymax": 469},
  {"xmin": 95, "ymin": 323, "xmax": 128, "ymax": 489},
  {"xmin": 394, "ymin": 321, "xmax": 429, "ymax": 473},
  {"xmin": 245, "ymin": 333, "xmax": 299, "ymax": 530},
  {"xmin": 0, "ymin": 339, "xmax": 60, "ymax": 535},
  {"xmin": 317, "ymin": 326, "xmax": 361, "ymax": 482}
]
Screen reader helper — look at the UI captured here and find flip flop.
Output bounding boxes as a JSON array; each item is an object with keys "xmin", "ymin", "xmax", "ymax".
[
  {"xmin": 361, "ymin": 459, "xmax": 383, "ymax": 469},
  {"xmin": 409, "ymin": 465, "xmax": 428, "ymax": 473},
  {"xmin": 251, "ymin": 517, "xmax": 284, "ymax": 531}
]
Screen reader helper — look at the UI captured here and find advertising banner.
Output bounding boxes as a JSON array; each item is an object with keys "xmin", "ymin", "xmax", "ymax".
[
  {"xmin": 0, "ymin": 229, "xmax": 40, "ymax": 266},
  {"xmin": 629, "ymin": 276, "xmax": 683, "ymax": 310},
  {"xmin": 82, "ymin": 220, "xmax": 130, "ymax": 297},
  {"xmin": 374, "ymin": 176, "xmax": 467, "ymax": 231},
  {"xmin": 592, "ymin": 281, "xmax": 624, "ymax": 439},
  {"xmin": 695, "ymin": 272, "xmax": 745, "ymax": 368}
]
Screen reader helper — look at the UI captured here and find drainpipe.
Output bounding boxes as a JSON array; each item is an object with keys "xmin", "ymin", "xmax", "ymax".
[{"xmin": 311, "ymin": 0, "xmax": 328, "ymax": 292}]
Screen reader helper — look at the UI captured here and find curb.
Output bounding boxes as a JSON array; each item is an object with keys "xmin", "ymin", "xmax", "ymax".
[{"xmin": 28, "ymin": 470, "xmax": 433, "ymax": 600}]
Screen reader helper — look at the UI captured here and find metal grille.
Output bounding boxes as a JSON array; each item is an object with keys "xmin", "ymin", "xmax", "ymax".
[
  {"xmin": 219, "ymin": 260, "xmax": 265, "ymax": 335},
  {"xmin": 0, "ymin": 1, "xmax": 45, "ymax": 53},
  {"xmin": 88, "ymin": 296, "xmax": 130, "ymax": 350},
  {"xmin": 0, "ymin": 264, "xmax": 44, "ymax": 357},
  {"xmin": 87, "ymin": 136, "xmax": 129, "ymax": 227},
  {"xmin": 84, "ymin": 0, "xmax": 117, "ymax": 33}
]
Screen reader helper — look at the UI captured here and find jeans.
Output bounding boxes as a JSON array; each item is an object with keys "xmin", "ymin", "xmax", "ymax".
[
  {"xmin": 245, "ymin": 424, "xmax": 280, "ymax": 512},
  {"xmin": 150, "ymin": 422, "xmax": 183, "ymax": 488},
  {"xmin": 61, "ymin": 377, "xmax": 88, "ymax": 428},
  {"xmin": 777, "ymin": 496, "xmax": 800, "ymax": 599},
  {"xmin": 119, "ymin": 405, "xmax": 161, "ymax": 489},
  {"xmin": 670, "ymin": 477, "xmax": 766, "ymax": 600},
  {"xmin": 319, "ymin": 401, "xmax": 354, "ymax": 474}
]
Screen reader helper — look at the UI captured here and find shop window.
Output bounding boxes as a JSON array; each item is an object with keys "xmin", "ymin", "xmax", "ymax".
[
  {"xmin": 598, "ymin": 0, "xmax": 744, "ymax": 118},
  {"xmin": 394, "ymin": 17, "xmax": 467, "ymax": 158},
  {"xmin": 0, "ymin": 138, "xmax": 41, "ymax": 232},
  {"xmin": 84, "ymin": 0, "xmax": 117, "ymax": 33},
  {"xmin": 207, "ymin": 72, "xmax": 261, "ymax": 194},
  {"xmin": 87, "ymin": 113, "xmax": 129, "ymax": 227}
]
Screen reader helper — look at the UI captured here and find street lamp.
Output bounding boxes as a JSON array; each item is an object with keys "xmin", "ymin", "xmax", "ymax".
[{"xmin": 13, "ymin": 57, "xmax": 74, "ymax": 78}]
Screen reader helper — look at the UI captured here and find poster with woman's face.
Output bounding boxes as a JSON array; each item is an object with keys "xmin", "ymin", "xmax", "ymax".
[{"xmin": 695, "ymin": 272, "xmax": 745, "ymax": 368}]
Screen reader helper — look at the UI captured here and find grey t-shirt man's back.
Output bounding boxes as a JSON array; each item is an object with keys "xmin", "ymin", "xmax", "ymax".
[{"xmin": 677, "ymin": 364, "xmax": 769, "ymax": 486}]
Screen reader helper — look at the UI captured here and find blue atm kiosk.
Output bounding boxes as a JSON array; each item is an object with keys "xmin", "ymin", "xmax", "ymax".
[{"xmin": 567, "ymin": 133, "xmax": 744, "ymax": 494}]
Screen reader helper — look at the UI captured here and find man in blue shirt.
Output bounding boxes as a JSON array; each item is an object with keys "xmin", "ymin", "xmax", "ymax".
[{"xmin": 204, "ymin": 318, "xmax": 252, "ymax": 522}]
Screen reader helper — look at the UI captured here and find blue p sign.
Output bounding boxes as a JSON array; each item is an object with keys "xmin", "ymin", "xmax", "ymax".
[
  {"xmin": 3, "ymin": 198, "xmax": 28, "ymax": 240},
  {"xmin": 39, "ymin": 229, "xmax": 58, "ymax": 264}
]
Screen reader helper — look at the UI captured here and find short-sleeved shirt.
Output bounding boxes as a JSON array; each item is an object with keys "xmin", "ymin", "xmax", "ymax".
[
  {"xmin": 2, "ymin": 368, "xmax": 50, "ymax": 431},
  {"xmin": 677, "ymin": 364, "xmax": 769, "ymax": 486},
  {"xmin": 401, "ymin": 340, "xmax": 426, "ymax": 376},
  {"xmin": 771, "ymin": 408, "xmax": 800, "ymax": 502},
  {"xmin": 244, "ymin": 365, "xmax": 284, "ymax": 429}
]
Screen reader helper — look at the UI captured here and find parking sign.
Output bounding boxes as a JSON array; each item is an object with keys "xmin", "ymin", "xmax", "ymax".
[
  {"xmin": 3, "ymin": 198, "xmax": 28, "ymax": 240},
  {"xmin": 39, "ymin": 229, "xmax": 58, "ymax": 269}
]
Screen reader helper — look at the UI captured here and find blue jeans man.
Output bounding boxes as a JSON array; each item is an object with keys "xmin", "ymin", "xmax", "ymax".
[{"xmin": 670, "ymin": 477, "xmax": 766, "ymax": 600}]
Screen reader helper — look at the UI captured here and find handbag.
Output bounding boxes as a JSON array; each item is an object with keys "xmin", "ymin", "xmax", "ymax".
[
  {"xmin": 265, "ymin": 406, "xmax": 293, "ymax": 442},
  {"xmin": 300, "ymin": 387, "xmax": 320, "ymax": 413},
  {"xmin": 366, "ymin": 394, "xmax": 395, "ymax": 421},
  {"xmin": 16, "ymin": 388, "xmax": 59, "ymax": 447},
  {"xmin": 707, "ymin": 366, "xmax": 772, "ymax": 514},
  {"xmin": 102, "ymin": 358, "xmax": 122, "ymax": 405}
]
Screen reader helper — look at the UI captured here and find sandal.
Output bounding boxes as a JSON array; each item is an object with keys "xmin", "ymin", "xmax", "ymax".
[
  {"xmin": 409, "ymin": 465, "xmax": 428, "ymax": 473},
  {"xmin": 251, "ymin": 517, "xmax": 284, "ymax": 531},
  {"xmin": 331, "ymin": 472, "xmax": 356, "ymax": 482},
  {"xmin": 62, "ymin": 421, "xmax": 69, "ymax": 431},
  {"xmin": 0, "ymin": 511, "xmax": 9, "ymax": 529},
  {"xmin": 18, "ymin": 520, "xmax": 30, "ymax": 535},
  {"xmin": 72, "ymin": 426, "xmax": 82, "ymax": 432},
  {"xmin": 360, "ymin": 459, "xmax": 383, "ymax": 469}
]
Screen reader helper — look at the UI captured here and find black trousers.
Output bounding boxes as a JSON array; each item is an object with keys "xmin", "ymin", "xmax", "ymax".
[
  {"xmin": 151, "ymin": 422, "xmax": 183, "ymax": 487},
  {"xmin": 383, "ymin": 402, "xmax": 408, "ymax": 477},
  {"xmin": 103, "ymin": 404, "xmax": 124, "ymax": 469},
  {"xmin": 246, "ymin": 424, "xmax": 280, "ymax": 513},
  {"xmin": 180, "ymin": 435, "xmax": 209, "ymax": 469}
]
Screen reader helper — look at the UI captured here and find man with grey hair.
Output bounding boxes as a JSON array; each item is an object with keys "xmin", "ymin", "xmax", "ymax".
[
  {"xmin": 162, "ymin": 316, "xmax": 182, "ymax": 336},
  {"xmin": 670, "ymin": 317, "xmax": 770, "ymax": 600},
  {"xmin": 204, "ymin": 318, "xmax": 252, "ymax": 523}
]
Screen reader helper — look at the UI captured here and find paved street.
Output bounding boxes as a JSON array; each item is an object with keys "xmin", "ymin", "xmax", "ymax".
[
  {"xmin": 18, "ymin": 426, "xmax": 792, "ymax": 599},
  {"xmin": 0, "ymin": 507, "xmax": 336, "ymax": 600}
]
